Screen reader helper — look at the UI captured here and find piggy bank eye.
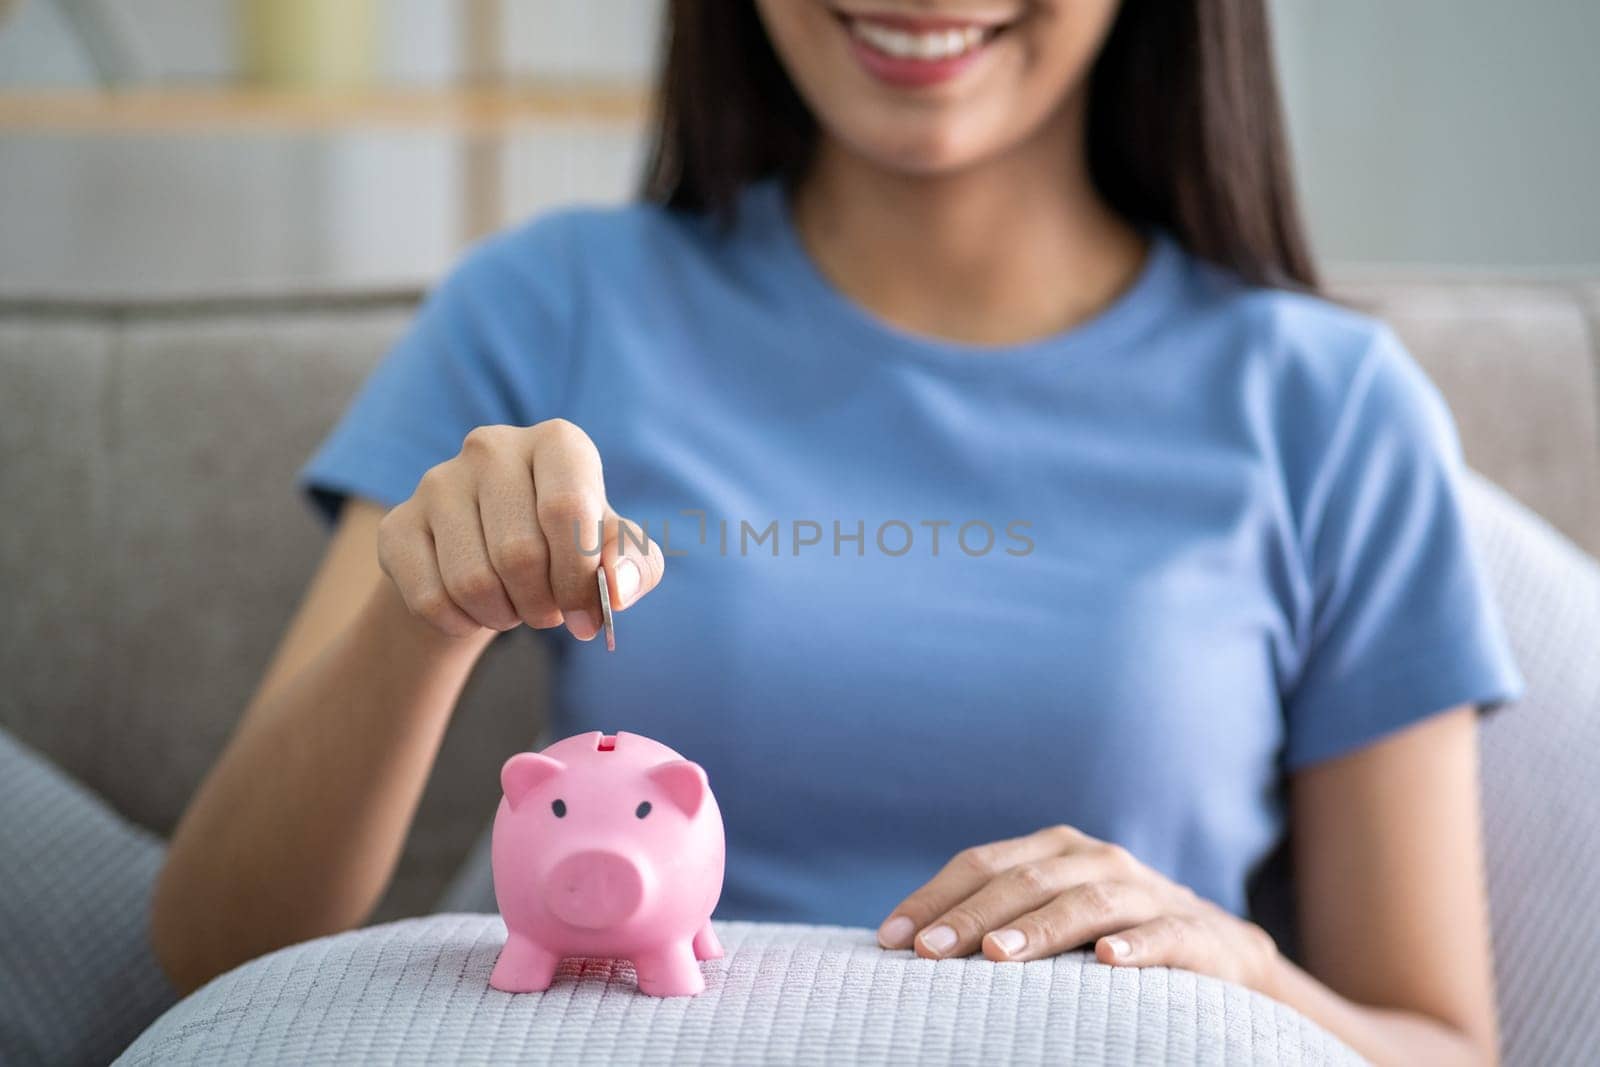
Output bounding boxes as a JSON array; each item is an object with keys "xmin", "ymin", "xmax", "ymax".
[
  {"xmin": 551, "ymin": 799, "xmax": 567, "ymax": 818},
  {"xmin": 635, "ymin": 801, "xmax": 652, "ymax": 819}
]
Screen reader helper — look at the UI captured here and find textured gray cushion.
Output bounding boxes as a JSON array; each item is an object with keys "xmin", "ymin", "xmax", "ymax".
[
  {"xmin": 114, "ymin": 916, "xmax": 1360, "ymax": 1066},
  {"xmin": 1462, "ymin": 473, "xmax": 1600, "ymax": 1066},
  {"xmin": 0, "ymin": 729, "xmax": 177, "ymax": 1066}
]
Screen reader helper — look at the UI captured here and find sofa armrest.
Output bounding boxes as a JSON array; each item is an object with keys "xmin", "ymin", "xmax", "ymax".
[{"xmin": 0, "ymin": 730, "xmax": 177, "ymax": 1066}]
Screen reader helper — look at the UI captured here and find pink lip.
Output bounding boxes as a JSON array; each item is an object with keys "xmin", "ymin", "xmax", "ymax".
[
  {"xmin": 843, "ymin": 20, "xmax": 997, "ymax": 89},
  {"xmin": 840, "ymin": 11, "xmax": 1007, "ymax": 31}
]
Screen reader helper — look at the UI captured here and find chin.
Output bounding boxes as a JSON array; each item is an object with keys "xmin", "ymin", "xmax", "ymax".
[{"xmin": 828, "ymin": 106, "xmax": 1017, "ymax": 177}]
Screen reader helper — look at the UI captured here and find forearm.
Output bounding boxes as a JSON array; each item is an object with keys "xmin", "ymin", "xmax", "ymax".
[
  {"xmin": 152, "ymin": 578, "xmax": 494, "ymax": 993},
  {"xmin": 1263, "ymin": 954, "xmax": 1495, "ymax": 1067},
  {"xmin": 1276, "ymin": 709, "xmax": 1499, "ymax": 1066}
]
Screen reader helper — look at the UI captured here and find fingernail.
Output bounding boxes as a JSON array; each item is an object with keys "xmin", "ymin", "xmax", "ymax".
[
  {"xmin": 919, "ymin": 924, "xmax": 957, "ymax": 956},
  {"xmin": 1105, "ymin": 936, "xmax": 1131, "ymax": 960},
  {"xmin": 877, "ymin": 915, "xmax": 914, "ymax": 949},
  {"xmin": 567, "ymin": 609, "xmax": 598, "ymax": 640},
  {"xmin": 989, "ymin": 929, "xmax": 1027, "ymax": 958},
  {"xmin": 614, "ymin": 558, "xmax": 641, "ymax": 607}
]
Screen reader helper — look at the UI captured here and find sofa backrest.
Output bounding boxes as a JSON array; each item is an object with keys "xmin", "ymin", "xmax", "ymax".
[
  {"xmin": 2, "ymin": 278, "xmax": 1598, "ymax": 917},
  {"xmin": 1338, "ymin": 278, "xmax": 1600, "ymax": 548},
  {"xmin": 0, "ymin": 293, "xmax": 541, "ymax": 918}
]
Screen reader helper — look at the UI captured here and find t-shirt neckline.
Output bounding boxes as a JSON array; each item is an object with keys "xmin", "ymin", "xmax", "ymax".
[{"xmin": 748, "ymin": 177, "xmax": 1186, "ymax": 370}]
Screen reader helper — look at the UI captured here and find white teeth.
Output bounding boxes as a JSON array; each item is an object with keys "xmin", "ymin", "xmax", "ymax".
[{"xmin": 851, "ymin": 19, "xmax": 988, "ymax": 61}]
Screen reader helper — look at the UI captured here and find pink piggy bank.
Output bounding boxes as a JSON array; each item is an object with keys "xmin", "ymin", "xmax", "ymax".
[{"xmin": 489, "ymin": 731, "xmax": 726, "ymax": 997}]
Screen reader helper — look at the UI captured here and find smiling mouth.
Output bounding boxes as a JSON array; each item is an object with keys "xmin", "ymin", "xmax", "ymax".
[{"xmin": 834, "ymin": 10, "xmax": 1012, "ymax": 64}]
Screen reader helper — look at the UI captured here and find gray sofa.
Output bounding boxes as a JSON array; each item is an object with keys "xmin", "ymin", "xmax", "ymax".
[{"xmin": 2, "ymin": 278, "xmax": 1598, "ymax": 1063}]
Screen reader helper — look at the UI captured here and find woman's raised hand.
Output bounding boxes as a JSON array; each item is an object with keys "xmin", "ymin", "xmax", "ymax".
[
  {"xmin": 376, "ymin": 420, "xmax": 665, "ymax": 639},
  {"xmin": 878, "ymin": 825, "xmax": 1280, "ymax": 993}
]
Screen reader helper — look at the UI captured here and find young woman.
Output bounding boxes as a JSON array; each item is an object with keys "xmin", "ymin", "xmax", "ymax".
[{"xmin": 153, "ymin": 2, "xmax": 1521, "ymax": 1062}]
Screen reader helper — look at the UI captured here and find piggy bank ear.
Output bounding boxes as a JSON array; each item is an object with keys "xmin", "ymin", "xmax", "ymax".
[
  {"xmin": 647, "ymin": 760, "xmax": 708, "ymax": 817},
  {"xmin": 501, "ymin": 752, "xmax": 566, "ymax": 811}
]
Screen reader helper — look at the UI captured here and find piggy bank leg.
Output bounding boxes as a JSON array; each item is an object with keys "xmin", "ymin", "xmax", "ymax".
[
  {"xmin": 490, "ymin": 934, "xmax": 560, "ymax": 993},
  {"xmin": 633, "ymin": 940, "xmax": 705, "ymax": 997},
  {"xmin": 692, "ymin": 923, "xmax": 723, "ymax": 961}
]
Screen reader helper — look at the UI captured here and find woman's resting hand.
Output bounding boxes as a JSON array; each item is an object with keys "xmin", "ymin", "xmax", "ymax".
[
  {"xmin": 378, "ymin": 419, "xmax": 666, "ymax": 641},
  {"xmin": 877, "ymin": 824, "xmax": 1279, "ymax": 993}
]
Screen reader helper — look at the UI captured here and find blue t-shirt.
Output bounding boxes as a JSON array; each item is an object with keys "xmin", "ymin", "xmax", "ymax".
[{"xmin": 299, "ymin": 179, "xmax": 1523, "ymax": 925}]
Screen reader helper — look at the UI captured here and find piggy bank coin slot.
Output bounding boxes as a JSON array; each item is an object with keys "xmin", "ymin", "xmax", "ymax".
[{"xmin": 597, "ymin": 735, "xmax": 617, "ymax": 752}]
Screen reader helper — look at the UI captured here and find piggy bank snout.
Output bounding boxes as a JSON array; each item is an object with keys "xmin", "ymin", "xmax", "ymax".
[{"xmin": 545, "ymin": 850, "xmax": 646, "ymax": 929}]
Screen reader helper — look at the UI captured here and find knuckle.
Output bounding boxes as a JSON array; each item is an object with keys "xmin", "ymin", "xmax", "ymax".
[
  {"xmin": 536, "ymin": 489, "xmax": 602, "ymax": 530},
  {"xmin": 376, "ymin": 502, "xmax": 405, "ymax": 533},
  {"xmin": 534, "ymin": 415, "xmax": 598, "ymax": 457},
  {"xmin": 1076, "ymin": 880, "xmax": 1117, "ymax": 920},
  {"xmin": 1099, "ymin": 843, "xmax": 1136, "ymax": 871},
  {"xmin": 954, "ymin": 847, "xmax": 996, "ymax": 879},
  {"xmin": 417, "ymin": 461, "xmax": 451, "ymax": 491},
  {"xmin": 1008, "ymin": 861, "xmax": 1054, "ymax": 897},
  {"xmin": 411, "ymin": 588, "xmax": 453, "ymax": 621},
  {"xmin": 462, "ymin": 424, "xmax": 511, "ymax": 456},
  {"xmin": 377, "ymin": 504, "xmax": 416, "ymax": 543},
  {"xmin": 375, "ymin": 517, "xmax": 401, "ymax": 561},
  {"xmin": 448, "ymin": 566, "xmax": 503, "ymax": 605},
  {"xmin": 375, "ymin": 546, "xmax": 402, "ymax": 584},
  {"xmin": 1046, "ymin": 824, "xmax": 1085, "ymax": 851},
  {"xmin": 1243, "ymin": 920, "xmax": 1275, "ymax": 957},
  {"xmin": 533, "ymin": 417, "xmax": 586, "ymax": 449},
  {"xmin": 1025, "ymin": 908, "xmax": 1062, "ymax": 949},
  {"xmin": 491, "ymin": 536, "xmax": 546, "ymax": 580}
]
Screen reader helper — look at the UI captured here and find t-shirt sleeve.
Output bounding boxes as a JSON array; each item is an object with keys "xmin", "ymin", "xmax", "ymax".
[
  {"xmin": 296, "ymin": 214, "xmax": 578, "ymax": 524},
  {"xmin": 1283, "ymin": 326, "xmax": 1524, "ymax": 770}
]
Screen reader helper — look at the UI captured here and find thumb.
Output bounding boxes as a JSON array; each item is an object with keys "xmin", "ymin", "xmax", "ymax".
[{"xmin": 602, "ymin": 509, "xmax": 665, "ymax": 611}]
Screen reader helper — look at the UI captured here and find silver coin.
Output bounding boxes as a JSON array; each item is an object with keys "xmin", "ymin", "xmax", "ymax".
[{"xmin": 596, "ymin": 566, "xmax": 616, "ymax": 652}]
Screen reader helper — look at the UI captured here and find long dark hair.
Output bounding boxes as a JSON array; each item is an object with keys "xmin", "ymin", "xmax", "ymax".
[{"xmin": 641, "ymin": 0, "xmax": 1319, "ymax": 291}]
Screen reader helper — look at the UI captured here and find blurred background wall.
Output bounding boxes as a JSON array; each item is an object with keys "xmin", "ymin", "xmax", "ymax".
[
  {"xmin": 0, "ymin": 0, "xmax": 1595, "ymax": 298},
  {"xmin": 1271, "ymin": 0, "xmax": 1599, "ymax": 273}
]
